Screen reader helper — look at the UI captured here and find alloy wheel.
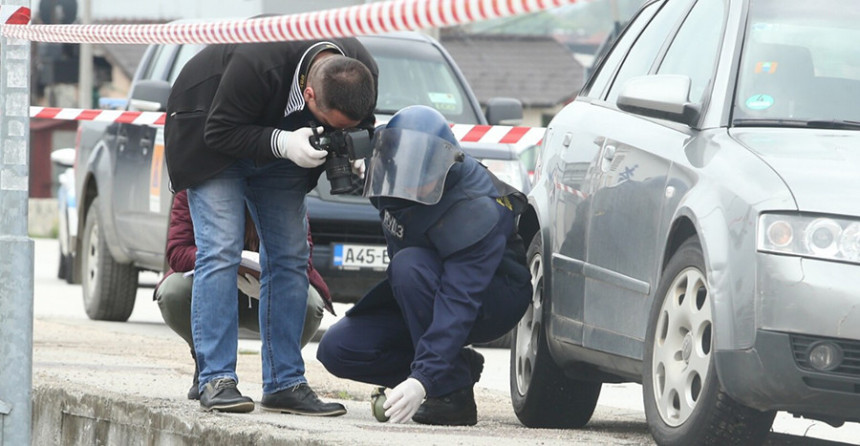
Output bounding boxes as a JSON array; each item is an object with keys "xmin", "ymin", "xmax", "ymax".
[{"xmin": 650, "ymin": 266, "xmax": 713, "ymax": 427}]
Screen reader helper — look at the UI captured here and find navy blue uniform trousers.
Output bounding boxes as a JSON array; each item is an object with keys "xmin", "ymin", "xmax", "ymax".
[{"xmin": 317, "ymin": 246, "xmax": 530, "ymax": 397}]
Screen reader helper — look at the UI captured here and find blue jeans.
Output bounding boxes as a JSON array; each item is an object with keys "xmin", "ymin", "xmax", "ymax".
[{"xmin": 187, "ymin": 158, "xmax": 311, "ymax": 394}]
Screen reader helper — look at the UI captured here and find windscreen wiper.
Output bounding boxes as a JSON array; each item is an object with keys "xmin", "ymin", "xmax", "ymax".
[
  {"xmin": 803, "ymin": 119, "xmax": 860, "ymax": 130},
  {"xmin": 733, "ymin": 118, "xmax": 860, "ymax": 130}
]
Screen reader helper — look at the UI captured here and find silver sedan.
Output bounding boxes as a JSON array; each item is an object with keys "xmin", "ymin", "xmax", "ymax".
[{"xmin": 510, "ymin": 0, "xmax": 860, "ymax": 445}]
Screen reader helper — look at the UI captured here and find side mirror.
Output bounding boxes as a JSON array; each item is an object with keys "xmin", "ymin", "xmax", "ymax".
[
  {"xmin": 485, "ymin": 97, "xmax": 524, "ymax": 126},
  {"xmin": 617, "ymin": 74, "xmax": 700, "ymax": 126},
  {"xmin": 50, "ymin": 147, "xmax": 76, "ymax": 168},
  {"xmin": 128, "ymin": 79, "xmax": 171, "ymax": 112}
]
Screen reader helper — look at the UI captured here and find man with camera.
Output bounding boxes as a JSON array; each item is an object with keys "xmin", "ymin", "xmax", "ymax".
[
  {"xmin": 153, "ymin": 189, "xmax": 336, "ymax": 401},
  {"xmin": 164, "ymin": 38, "xmax": 377, "ymax": 415},
  {"xmin": 316, "ymin": 106, "xmax": 533, "ymax": 426}
]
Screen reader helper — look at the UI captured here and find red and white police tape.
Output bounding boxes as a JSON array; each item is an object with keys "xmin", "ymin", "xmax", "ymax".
[
  {"xmin": 2, "ymin": 0, "xmax": 578, "ymax": 44},
  {"xmin": 0, "ymin": 5, "xmax": 30, "ymax": 25},
  {"xmin": 29, "ymin": 106, "xmax": 544, "ymax": 146},
  {"xmin": 30, "ymin": 106, "xmax": 166, "ymax": 126},
  {"xmin": 19, "ymin": 0, "xmax": 561, "ymax": 145}
]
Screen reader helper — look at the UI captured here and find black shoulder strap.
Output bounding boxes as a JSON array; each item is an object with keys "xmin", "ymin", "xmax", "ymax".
[{"xmin": 486, "ymin": 168, "xmax": 528, "ymax": 216}]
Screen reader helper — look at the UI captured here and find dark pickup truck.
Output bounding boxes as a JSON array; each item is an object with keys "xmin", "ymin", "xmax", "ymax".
[{"xmin": 67, "ymin": 31, "xmax": 528, "ymax": 323}]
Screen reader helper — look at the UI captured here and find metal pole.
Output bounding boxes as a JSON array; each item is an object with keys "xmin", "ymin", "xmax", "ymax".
[
  {"xmin": 0, "ymin": 0, "xmax": 34, "ymax": 444},
  {"xmin": 78, "ymin": 0, "xmax": 92, "ymax": 109}
]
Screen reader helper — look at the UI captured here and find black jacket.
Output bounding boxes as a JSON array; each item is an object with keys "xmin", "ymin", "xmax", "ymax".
[{"xmin": 165, "ymin": 38, "xmax": 378, "ymax": 192}]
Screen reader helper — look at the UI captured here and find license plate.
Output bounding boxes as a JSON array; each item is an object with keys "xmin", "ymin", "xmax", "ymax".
[{"xmin": 333, "ymin": 244, "xmax": 389, "ymax": 270}]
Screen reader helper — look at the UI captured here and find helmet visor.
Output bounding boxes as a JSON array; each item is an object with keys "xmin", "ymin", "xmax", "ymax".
[{"xmin": 363, "ymin": 128, "xmax": 463, "ymax": 205}]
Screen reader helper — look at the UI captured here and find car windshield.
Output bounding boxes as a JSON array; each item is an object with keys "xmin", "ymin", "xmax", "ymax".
[
  {"xmin": 363, "ymin": 38, "xmax": 481, "ymax": 125},
  {"xmin": 733, "ymin": 0, "xmax": 860, "ymax": 128}
]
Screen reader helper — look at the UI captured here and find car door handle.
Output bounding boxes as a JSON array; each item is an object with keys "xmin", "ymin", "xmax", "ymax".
[
  {"xmin": 117, "ymin": 133, "xmax": 128, "ymax": 151},
  {"xmin": 603, "ymin": 145, "xmax": 616, "ymax": 162},
  {"xmin": 141, "ymin": 139, "xmax": 152, "ymax": 156}
]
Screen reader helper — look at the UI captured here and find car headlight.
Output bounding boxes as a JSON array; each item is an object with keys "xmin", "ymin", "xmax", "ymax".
[
  {"xmin": 758, "ymin": 213, "xmax": 860, "ymax": 264},
  {"xmin": 480, "ymin": 159, "xmax": 527, "ymax": 193}
]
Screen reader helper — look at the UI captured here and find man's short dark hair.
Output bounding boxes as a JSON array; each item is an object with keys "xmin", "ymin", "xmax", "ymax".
[{"xmin": 315, "ymin": 56, "xmax": 376, "ymax": 121}]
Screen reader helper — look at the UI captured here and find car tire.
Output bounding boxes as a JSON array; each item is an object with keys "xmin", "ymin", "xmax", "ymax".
[
  {"xmin": 57, "ymin": 245, "xmax": 68, "ymax": 280},
  {"xmin": 81, "ymin": 197, "xmax": 138, "ymax": 322},
  {"xmin": 510, "ymin": 236, "xmax": 601, "ymax": 428},
  {"xmin": 643, "ymin": 236, "xmax": 775, "ymax": 446},
  {"xmin": 58, "ymin": 249, "xmax": 75, "ymax": 284}
]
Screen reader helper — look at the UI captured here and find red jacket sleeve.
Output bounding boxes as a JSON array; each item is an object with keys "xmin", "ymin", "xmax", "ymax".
[
  {"xmin": 165, "ymin": 190, "xmax": 197, "ymax": 273},
  {"xmin": 306, "ymin": 215, "xmax": 334, "ymax": 315}
]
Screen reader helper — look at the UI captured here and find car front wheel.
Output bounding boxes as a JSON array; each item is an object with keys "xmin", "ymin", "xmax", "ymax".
[
  {"xmin": 81, "ymin": 197, "xmax": 138, "ymax": 321},
  {"xmin": 643, "ymin": 236, "xmax": 775, "ymax": 445},
  {"xmin": 510, "ymin": 236, "xmax": 601, "ymax": 428}
]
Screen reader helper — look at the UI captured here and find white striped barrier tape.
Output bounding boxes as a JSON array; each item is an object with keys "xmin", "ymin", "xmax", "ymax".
[
  {"xmin": 2, "ymin": 0, "xmax": 577, "ymax": 44},
  {"xmin": 29, "ymin": 106, "xmax": 544, "ymax": 146},
  {"xmin": 20, "ymin": 1, "xmax": 562, "ymax": 146},
  {"xmin": 30, "ymin": 106, "xmax": 166, "ymax": 126},
  {"xmin": 452, "ymin": 122, "xmax": 544, "ymax": 146}
]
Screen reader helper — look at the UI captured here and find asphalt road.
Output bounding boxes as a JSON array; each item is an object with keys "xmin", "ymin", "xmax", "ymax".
[{"xmin": 28, "ymin": 236, "xmax": 860, "ymax": 445}]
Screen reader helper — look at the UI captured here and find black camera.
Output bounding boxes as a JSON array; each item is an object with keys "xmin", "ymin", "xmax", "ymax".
[{"xmin": 309, "ymin": 127, "xmax": 373, "ymax": 194}]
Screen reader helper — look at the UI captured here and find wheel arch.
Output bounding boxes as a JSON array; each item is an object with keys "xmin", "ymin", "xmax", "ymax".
[
  {"xmin": 81, "ymin": 142, "xmax": 134, "ymax": 265},
  {"xmin": 667, "ymin": 205, "xmax": 754, "ymax": 355},
  {"xmin": 661, "ymin": 217, "xmax": 698, "ymax": 271},
  {"xmin": 516, "ymin": 204, "xmax": 540, "ymax": 251}
]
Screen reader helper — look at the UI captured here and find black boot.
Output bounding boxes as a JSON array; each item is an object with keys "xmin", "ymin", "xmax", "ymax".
[
  {"xmin": 188, "ymin": 366, "xmax": 200, "ymax": 400},
  {"xmin": 199, "ymin": 378, "xmax": 255, "ymax": 413},
  {"xmin": 464, "ymin": 348, "xmax": 484, "ymax": 384},
  {"xmin": 412, "ymin": 386, "xmax": 477, "ymax": 426},
  {"xmin": 187, "ymin": 350, "xmax": 200, "ymax": 400},
  {"xmin": 261, "ymin": 383, "xmax": 347, "ymax": 417}
]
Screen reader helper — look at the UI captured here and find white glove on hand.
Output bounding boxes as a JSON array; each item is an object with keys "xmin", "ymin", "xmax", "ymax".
[
  {"xmin": 383, "ymin": 377, "xmax": 425, "ymax": 423},
  {"xmin": 275, "ymin": 127, "xmax": 328, "ymax": 168},
  {"xmin": 351, "ymin": 158, "xmax": 366, "ymax": 179},
  {"xmin": 236, "ymin": 273, "xmax": 261, "ymax": 298}
]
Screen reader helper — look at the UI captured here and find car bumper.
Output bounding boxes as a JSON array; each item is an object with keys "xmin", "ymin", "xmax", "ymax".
[
  {"xmin": 716, "ymin": 330, "xmax": 860, "ymax": 422},
  {"xmin": 716, "ymin": 254, "xmax": 860, "ymax": 422}
]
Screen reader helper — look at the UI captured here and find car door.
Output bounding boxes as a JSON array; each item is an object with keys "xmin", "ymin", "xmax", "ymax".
[
  {"xmin": 582, "ymin": 0, "xmax": 728, "ymax": 359},
  {"xmin": 546, "ymin": 0, "xmax": 664, "ymax": 345},
  {"xmin": 113, "ymin": 44, "xmax": 178, "ymax": 263},
  {"xmin": 578, "ymin": 0, "xmax": 692, "ymax": 357}
]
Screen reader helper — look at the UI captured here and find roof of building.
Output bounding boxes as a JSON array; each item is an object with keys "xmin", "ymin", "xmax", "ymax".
[
  {"xmin": 91, "ymin": 32, "xmax": 585, "ymax": 108},
  {"xmin": 95, "ymin": 44, "xmax": 150, "ymax": 79},
  {"xmin": 440, "ymin": 33, "xmax": 584, "ymax": 108}
]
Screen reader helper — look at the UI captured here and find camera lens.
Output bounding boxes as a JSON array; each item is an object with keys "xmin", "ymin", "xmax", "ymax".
[{"xmin": 327, "ymin": 157, "xmax": 354, "ymax": 194}]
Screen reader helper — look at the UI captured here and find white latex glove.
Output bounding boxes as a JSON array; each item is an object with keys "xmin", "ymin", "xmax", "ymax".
[
  {"xmin": 351, "ymin": 158, "xmax": 366, "ymax": 179},
  {"xmin": 236, "ymin": 273, "xmax": 261, "ymax": 298},
  {"xmin": 383, "ymin": 377, "xmax": 425, "ymax": 423},
  {"xmin": 275, "ymin": 127, "xmax": 327, "ymax": 168}
]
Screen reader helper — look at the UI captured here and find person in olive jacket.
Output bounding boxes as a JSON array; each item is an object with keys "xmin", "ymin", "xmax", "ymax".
[
  {"xmin": 165, "ymin": 37, "xmax": 377, "ymax": 414},
  {"xmin": 153, "ymin": 190, "xmax": 336, "ymax": 401}
]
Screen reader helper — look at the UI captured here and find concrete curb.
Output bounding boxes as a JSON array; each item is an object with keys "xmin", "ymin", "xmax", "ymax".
[
  {"xmin": 30, "ymin": 318, "xmax": 655, "ymax": 446},
  {"xmin": 32, "ymin": 384, "xmax": 329, "ymax": 445}
]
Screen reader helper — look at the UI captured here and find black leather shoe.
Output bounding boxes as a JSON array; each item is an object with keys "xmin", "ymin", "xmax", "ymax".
[
  {"xmin": 199, "ymin": 378, "xmax": 255, "ymax": 413},
  {"xmin": 412, "ymin": 386, "xmax": 477, "ymax": 426},
  {"xmin": 261, "ymin": 383, "xmax": 347, "ymax": 417}
]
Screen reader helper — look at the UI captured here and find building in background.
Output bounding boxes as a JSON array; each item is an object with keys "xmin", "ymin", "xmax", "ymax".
[{"xmin": 441, "ymin": 33, "xmax": 584, "ymax": 127}]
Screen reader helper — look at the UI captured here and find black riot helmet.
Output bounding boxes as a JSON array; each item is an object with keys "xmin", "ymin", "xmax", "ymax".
[{"xmin": 363, "ymin": 105, "xmax": 465, "ymax": 205}]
